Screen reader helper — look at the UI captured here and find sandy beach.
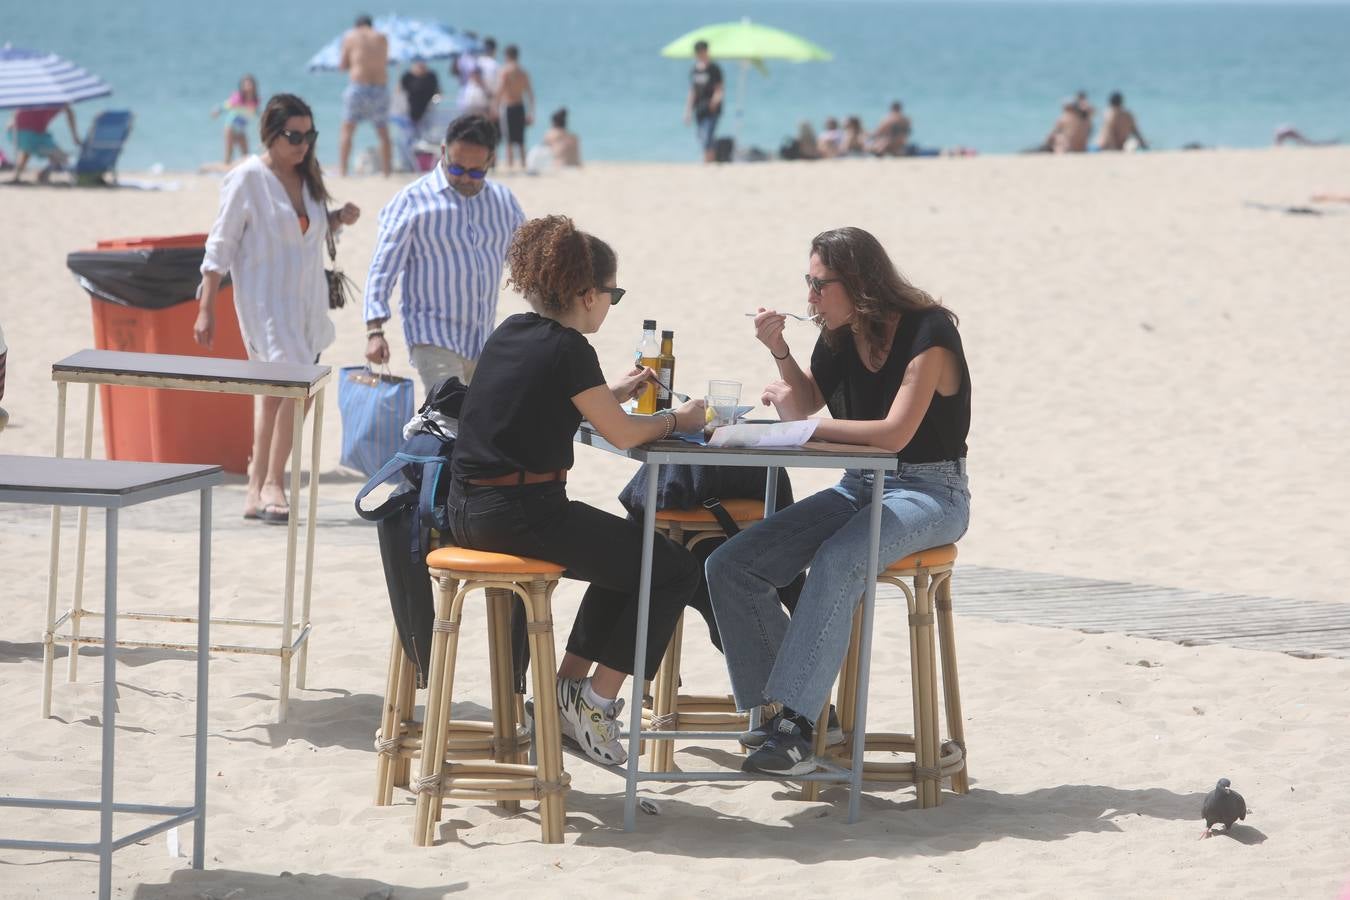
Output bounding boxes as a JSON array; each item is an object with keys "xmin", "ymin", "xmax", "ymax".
[{"xmin": 1, "ymin": 146, "xmax": 1348, "ymax": 898}]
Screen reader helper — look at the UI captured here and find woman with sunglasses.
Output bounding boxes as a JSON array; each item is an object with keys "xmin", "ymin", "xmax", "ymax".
[
  {"xmin": 446, "ymin": 215, "xmax": 706, "ymax": 766},
  {"xmin": 196, "ymin": 93, "xmax": 361, "ymax": 523},
  {"xmin": 706, "ymin": 226, "xmax": 971, "ymax": 776}
]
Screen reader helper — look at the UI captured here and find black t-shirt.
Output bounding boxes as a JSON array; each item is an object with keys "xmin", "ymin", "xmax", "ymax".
[
  {"xmin": 690, "ymin": 62, "xmax": 724, "ymax": 117},
  {"xmin": 400, "ymin": 70, "xmax": 440, "ymax": 123},
  {"xmin": 810, "ymin": 307, "xmax": 971, "ymax": 463},
  {"xmin": 452, "ymin": 313, "xmax": 607, "ymax": 479}
]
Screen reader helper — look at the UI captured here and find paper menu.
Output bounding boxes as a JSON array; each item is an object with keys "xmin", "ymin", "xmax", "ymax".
[{"xmin": 706, "ymin": 420, "xmax": 819, "ymax": 449}]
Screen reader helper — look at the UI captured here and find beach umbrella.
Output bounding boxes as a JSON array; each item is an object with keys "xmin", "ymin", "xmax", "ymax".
[
  {"xmin": 661, "ymin": 18, "xmax": 832, "ymax": 147},
  {"xmin": 0, "ymin": 44, "xmax": 113, "ymax": 110},
  {"xmin": 307, "ymin": 16, "xmax": 482, "ymax": 71}
]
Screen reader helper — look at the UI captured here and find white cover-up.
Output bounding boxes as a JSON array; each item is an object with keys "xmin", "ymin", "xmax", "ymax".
[{"xmin": 201, "ymin": 155, "xmax": 335, "ymax": 365}]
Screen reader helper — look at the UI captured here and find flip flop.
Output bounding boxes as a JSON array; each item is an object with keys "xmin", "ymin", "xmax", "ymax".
[
  {"xmin": 243, "ymin": 508, "xmax": 261, "ymax": 520},
  {"xmin": 259, "ymin": 504, "xmax": 290, "ymax": 525}
]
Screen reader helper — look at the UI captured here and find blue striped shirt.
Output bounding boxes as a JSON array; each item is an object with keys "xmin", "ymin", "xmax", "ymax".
[{"xmin": 363, "ymin": 164, "xmax": 525, "ymax": 359}]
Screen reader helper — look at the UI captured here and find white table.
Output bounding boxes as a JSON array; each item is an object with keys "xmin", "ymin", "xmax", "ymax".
[
  {"xmin": 574, "ymin": 426, "xmax": 898, "ymax": 829},
  {"xmin": 0, "ymin": 454, "xmax": 221, "ymax": 900},
  {"xmin": 48, "ymin": 349, "xmax": 330, "ymax": 721}
]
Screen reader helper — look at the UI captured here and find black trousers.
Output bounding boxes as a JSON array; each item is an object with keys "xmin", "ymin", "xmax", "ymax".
[{"xmin": 446, "ymin": 480, "xmax": 698, "ymax": 681}]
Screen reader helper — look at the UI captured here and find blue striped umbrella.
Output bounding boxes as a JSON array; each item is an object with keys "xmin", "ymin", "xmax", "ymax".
[
  {"xmin": 0, "ymin": 44, "xmax": 112, "ymax": 110},
  {"xmin": 307, "ymin": 16, "xmax": 482, "ymax": 72}
]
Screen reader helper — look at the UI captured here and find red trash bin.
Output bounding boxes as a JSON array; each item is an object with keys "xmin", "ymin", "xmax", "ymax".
[{"xmin": 68, "ymin": 234, "xmax": 253, "ymax": 474}]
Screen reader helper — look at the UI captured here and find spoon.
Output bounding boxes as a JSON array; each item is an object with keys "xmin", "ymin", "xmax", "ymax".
[{"xmin": 744, "ymin": 311, "xmax": 817, "ymax": 321}]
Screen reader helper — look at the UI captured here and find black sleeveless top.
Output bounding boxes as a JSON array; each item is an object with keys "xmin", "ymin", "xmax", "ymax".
[{"xmin": 809, "ymin": 307, "xmax": 970, "ymax": 463}]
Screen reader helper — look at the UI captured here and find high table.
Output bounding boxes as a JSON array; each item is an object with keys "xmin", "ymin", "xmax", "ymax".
[
  {"xmin": 574, "ymin": 425, "xmax": 898, "ymax": 830},
  {"xmin": 0, "ymin": 454, "xmax": 221, "ymax": 900},
  {"xmin": 48, "ymin": 350, "xmax": 330, "ymax": 721}
]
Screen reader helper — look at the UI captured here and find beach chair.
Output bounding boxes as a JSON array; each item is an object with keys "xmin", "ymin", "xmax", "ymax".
[{"xmin": 72, "ymin": 110, "xmax": 133, "ymax": 186}]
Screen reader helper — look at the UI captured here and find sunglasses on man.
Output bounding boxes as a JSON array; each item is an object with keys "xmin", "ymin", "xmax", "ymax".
[{"xmin": 280, "ymin": 128, "xmax": 318, "ymax": 146}]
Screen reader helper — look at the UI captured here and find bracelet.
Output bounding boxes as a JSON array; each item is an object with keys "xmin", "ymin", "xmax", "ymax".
[
  {"xmin": 771, "ymin": 347, "xmax": 790, "ymax": 360},
  {"xmin": 657, "ymin": 410, "xmax": 676, "ymax": 440},
  {"xmin": 366, "ymin": 329, "xmax": 384, "ymax": 338}
]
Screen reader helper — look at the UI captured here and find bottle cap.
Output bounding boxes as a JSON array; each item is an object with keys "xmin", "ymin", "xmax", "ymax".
[
  {"xmin": 643, "ymin": 319, "xmax": 657, "ymax": 330},
  {"xmin": 661, "ymin": 330, "xmax": 674, "ymax": 339}
]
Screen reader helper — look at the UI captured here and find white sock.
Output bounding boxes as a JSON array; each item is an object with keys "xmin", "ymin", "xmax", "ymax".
[{"xmin": 582, "ymin": 678, "xmax": 616, "ymax": 711}]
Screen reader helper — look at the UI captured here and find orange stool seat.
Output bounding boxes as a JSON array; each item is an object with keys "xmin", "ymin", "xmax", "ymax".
[
  {"xmin": 886, "ymin": 544, "xmax": 958, "ymax": 572},
  {"xmin": 653, "ymin": 498, "xmax": 766, "ymax": 524},
  {"xmin": 425, "ymin": 547, "xmax": 565, "ymax": 575}
]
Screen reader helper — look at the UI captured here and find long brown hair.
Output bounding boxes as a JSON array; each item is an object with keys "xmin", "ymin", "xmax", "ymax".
[
  {"xmin": 811, "ymin": 226, "xmax": 956, "ymax": 361},
  {"xmin": 507, "ymin": 215, "xmax": 616, "ymax": 314},
  {"xmin": 259, "ymin": 93, "xmax": 329, "ymax": 205}
]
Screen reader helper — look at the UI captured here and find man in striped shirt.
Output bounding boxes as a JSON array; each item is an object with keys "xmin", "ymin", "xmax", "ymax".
[{"xmin": 363, "ymin": 114, "xmax": 526, "ymax": 392}]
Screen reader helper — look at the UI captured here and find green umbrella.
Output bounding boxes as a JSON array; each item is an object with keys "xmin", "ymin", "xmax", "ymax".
[{"xmin": 661, "ymin": 18, "xmax": 833, "ymax": 151}]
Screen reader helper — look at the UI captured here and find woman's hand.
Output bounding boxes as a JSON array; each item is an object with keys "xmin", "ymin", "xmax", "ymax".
[
  {"xmin": 753, "ymin": 307, "xmax": 790, "ymax": 359},
  {"xmin": 193, "ymin": 304, "xmax": 215, "ymax": 349},
  {"xmin": 672, "ymin": 397, "xmax": 707, "ymax": 434},
  {"xmin": 610, "ymin": 365, "xmax": 657, "ymax": 403},
  {"xmin": 336, "ymin": 202, "xmax": 361, "ymax": 226},
  {"xmin": 761, "ymin": 379, "xmax": 806, "ymax": 421}
]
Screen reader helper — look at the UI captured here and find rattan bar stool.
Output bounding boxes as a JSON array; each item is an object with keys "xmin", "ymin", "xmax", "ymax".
[
  {"xmin": 409, "ymin": 547, "xmax": 570, "ymax": 845},
  {"xmin": 803, "ymin": 544, "xmax": 967, "ymax": 809},
  {"xmin": 642, "ymin": 498, "xmax": 766, "ymax": 772}
]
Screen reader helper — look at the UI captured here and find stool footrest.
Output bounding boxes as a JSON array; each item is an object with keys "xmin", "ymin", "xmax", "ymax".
[
  {"xmin": 826, "ymin": 733, "xmax": 965, "ymax": 783},
  {"xmin": 417, "ymin": 762, "xmax": 572, "ymax": 803}
]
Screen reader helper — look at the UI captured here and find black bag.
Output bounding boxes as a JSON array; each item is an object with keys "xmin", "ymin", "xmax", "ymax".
[
  {"xmin": 325, "ymin": 221, "xmax": 358, "ymax": 310},
  {"xmin": 619, "ymin": 464, "xmax": 804, "ymax": 652}
]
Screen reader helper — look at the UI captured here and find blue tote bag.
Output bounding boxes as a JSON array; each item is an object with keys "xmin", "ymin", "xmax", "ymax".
[{"xmin": 338, "ymin": 365, "xmax": 415, "ymax": 476}]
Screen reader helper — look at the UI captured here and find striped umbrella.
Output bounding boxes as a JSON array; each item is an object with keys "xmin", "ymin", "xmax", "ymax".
[
  {"xmin": 307, "ymin": 16, "xmax": 482, "ymax": 71},
  {"xmin": 0, "ymin": 44, "xmax": 113, "ymax": 110}
]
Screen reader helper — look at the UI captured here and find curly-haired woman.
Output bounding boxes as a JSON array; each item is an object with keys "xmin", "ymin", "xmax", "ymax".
[
  {"xmin": 707, "ymin": 226, "xmax": 971, "ymax": 776},
  {"xmin": 446, "ymin": 215, "xmax": 706, "ymax": 766}
]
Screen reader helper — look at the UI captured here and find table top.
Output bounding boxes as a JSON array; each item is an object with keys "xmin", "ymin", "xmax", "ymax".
[
  {"xmin": 0, "ymin": 455, "xmax": 223, "ymax": 508},
  {"xmin": 575, "ymin": 423, "xmax": 898, "ymax": 472},
  {"xmin": 52, "ymin": 350, "xmax": 330, "ymax": 396}
]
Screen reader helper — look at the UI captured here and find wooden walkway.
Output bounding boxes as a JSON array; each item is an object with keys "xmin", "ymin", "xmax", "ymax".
[{"xmin": 875, "ymin": 564, "xmax": 1350, "ymax": 661}]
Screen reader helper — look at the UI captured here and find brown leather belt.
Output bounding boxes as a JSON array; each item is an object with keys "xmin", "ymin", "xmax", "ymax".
[{"xmin": 467, "ymin": 469, "xmax": 568, "ymax": 486}]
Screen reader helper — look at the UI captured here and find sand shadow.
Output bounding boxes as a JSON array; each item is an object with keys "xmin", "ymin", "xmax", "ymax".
[
  {"xmin": 555, "ymin": 783, "xmax": 1208, "ymax": 861},
  {"xmin": 132, "ymin": 868, "xmax": 466, "ymax": 899},
  {"xmin": 211, "ymin": 688, "xmax": 491, "ymax": 752},
  {"xmin": 0, "ymin": 640, "xmax": 196, "ymax": 669}
]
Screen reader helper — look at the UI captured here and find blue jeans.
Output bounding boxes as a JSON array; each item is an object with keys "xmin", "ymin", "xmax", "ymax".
[
  {"xmin": 706, "ymin": 461, "xmax": 971, "ymax": 719},
  {"xmin": 695, "ymin": 112, "xmax": 719, "ymax": 151}
]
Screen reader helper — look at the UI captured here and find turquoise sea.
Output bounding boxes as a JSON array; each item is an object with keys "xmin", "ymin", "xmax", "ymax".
[{"xmin": 6, "ymin": 0, "xmax": 1349, "ymax": 171}]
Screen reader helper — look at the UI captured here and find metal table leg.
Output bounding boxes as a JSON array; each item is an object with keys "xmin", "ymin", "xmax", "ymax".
[
  {"xmin": 297, "ymin": 387, "xmax": 324, "ymax": 689},
  {"xmin": 847, "ymin": 472, "xmax": 886, "ymax": 824},
  {"xmin": 42, "ymin": 382, "xmax": 68, "ymax": 718},
  {"xmin": 98, "ymin": 507, "xmax": 119, "ymax": 900},
  {"xmin": 624, "ymin": 461, "xmax": 661, "ymax": 832},
  {"xmin": 69, "ymin": 383, "xmax": 96, "ymax": 682},
  {"xmin": 278, "ymin": 397, "xmax": 305, "ymax": 721},
  {"xmin": 193, "ymin": 488, "xmax": 211, "ymax": 868}
]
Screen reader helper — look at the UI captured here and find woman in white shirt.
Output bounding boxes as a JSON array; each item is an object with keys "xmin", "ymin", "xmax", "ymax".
[{"xmin": 194, "ymin": 93, "xmax": 360, "ymax": 523}]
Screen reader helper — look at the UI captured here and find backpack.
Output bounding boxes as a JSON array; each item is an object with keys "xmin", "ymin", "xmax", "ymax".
[
  {"xmin": 618, "ymin": 464, "xmax": 804, "ymax": 652},
  {"xmin": 354, "ymin": 378, "xmax": 465, "ymax": 687}
]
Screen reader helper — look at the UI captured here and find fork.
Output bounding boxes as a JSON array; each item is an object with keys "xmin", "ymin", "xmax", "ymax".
[{"xmin": 744, "ymin": 311, "xmax": 816, "ymax": 321}]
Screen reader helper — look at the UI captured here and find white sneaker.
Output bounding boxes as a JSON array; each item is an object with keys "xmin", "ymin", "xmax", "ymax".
[{"xmin": 556, "ymin": 676, "xmax": 628, "ymax": 766}]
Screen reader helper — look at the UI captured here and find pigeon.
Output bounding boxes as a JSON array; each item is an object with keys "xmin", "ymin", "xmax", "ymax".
[{"xmin": 1201, "ymin": 777, "xmax": 1247, "ymax": 838}]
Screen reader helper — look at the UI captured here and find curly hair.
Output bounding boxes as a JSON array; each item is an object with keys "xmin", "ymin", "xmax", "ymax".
[
  {"xmin": 811, "ymin": 227, "xmax": 956, "ymax": 361},
  {"xmin": 507, "ymin": 215, "xmax": 616, "ymax": 314}
]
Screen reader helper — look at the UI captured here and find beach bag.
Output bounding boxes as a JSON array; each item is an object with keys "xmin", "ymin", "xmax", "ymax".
[
  {"xmin": 619, "ymin": 465, "xmax": 803, "ymax": 652},
  {"xmin": 338, "ymin": 366, "xmax": 414, "ymax": 477}
]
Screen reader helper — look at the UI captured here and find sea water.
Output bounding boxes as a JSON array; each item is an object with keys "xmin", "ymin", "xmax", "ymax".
[{"xmin": 5, "ymin": 0, "xmax": 1349, "ymax": 172}]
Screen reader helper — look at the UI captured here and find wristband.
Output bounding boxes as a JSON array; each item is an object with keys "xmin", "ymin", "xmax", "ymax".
[
  {"xmin": 366, "ymin": 329, "xmax": 384, "ymax": 338},
  {"xmin": 771, "ymin": 347, "xmax": 790, "ymax": 360},
  {"xmin": 658, "ymin": 410, "xmax": 676, "ymax": 440}
]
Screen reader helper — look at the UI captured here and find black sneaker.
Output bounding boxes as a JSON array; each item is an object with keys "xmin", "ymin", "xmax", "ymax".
[
  {"xmin": 739, "ymin": 706, "xmax": 844, "ymax": 749},
  {"xmin": 742, "ymin": 716, "xmax": 818, "ymax": 776}
]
